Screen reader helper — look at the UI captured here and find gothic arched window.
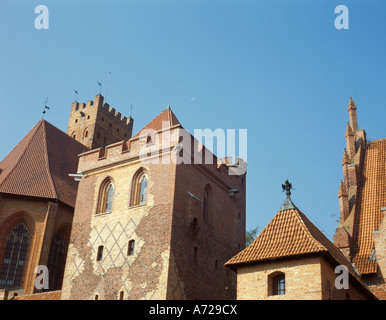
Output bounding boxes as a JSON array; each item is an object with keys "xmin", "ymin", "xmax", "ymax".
[
  {"xmin": 0, "ymin": 223, "xmax": 30, "ymax": 289},
  {"xmin": 46, "ymin": 232, "xmax": 68, "ymax": 291},
  {"xmin": 97, "ymin": 178, "xmax": 114, "ymax": 214},
  {"xmin": 138, "ymin": 174, "xmax": 148, "ymax": 205},
  {"xmin": 105, "ymin": 183, "xmax": 114, "ymax": 212},
  {"xmin": 131, "ymin": 170, "xmax": 148, "ymax": 207}
]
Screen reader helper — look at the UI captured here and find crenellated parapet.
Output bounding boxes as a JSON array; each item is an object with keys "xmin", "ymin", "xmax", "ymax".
[
  {"xmin": 76, "ymin": 124, "xmax": 246, "ymax": 184},
  {"xmin": 67, "ymin": 94, "xmax": 134, "ymax": 149}
]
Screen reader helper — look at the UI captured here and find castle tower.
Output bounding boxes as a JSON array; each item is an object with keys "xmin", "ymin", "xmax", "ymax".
[
  {"xmin": 61, "ymin": 107, "xmax": 246, "ymax": 300},
  {"xmin": 67, "ymin": 94, "xmax": 134, "ymax": 149}
]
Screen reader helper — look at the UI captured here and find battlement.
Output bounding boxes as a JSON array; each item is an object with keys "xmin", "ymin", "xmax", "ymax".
[
  {"xmin": 71, "ymin": 94, "xmax": 132, "ymax": 126},
  {"xmin": 76, "ymin": 127, "xmax": 247, "ymax": 180}
]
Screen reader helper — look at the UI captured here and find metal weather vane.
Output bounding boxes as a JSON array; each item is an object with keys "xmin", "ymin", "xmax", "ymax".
[
  {"xmin": 42, "ymin": 97, "xmax": 50, "ymax": 119},
  {"xmin": 282, "ymin": 179, "xmax": 293, "ymax": 197}
]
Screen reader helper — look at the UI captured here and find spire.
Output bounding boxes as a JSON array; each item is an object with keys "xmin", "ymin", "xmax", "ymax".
[
  {"xmin": 348, "ymin": 97, "xmax": 356, "ymax": 110},
  {"xmin": 347, "ymin": 97, "xmax": 358, "ymax": 132},
  {"xmin": 345, "ymin": 122, "xmax": 355, "ymax": 158},
  {"xmin": 279, "ymin": 179, "xmax": 297, "ymax": 211}
]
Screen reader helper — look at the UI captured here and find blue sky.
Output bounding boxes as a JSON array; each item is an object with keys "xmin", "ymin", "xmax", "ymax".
[{"xmin": 0, "ymin": 0, "xmax": 385, "ymax": 240}]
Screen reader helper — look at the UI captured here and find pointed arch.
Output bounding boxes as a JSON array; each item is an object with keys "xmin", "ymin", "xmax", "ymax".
[
  {"xmin": 97, "ymin": 177, "xmax": 115, "ymax": 214},
  {"xmin": 0, "ymin": 223, "xmax": 31, "ymax": 289},
  {"xmin": 130, "ymin": 168, "xmax": 149, "ymax": 206},
  {"xmin": 46, "ymin": 224, "xmax": 71, "ymax": 291},
  {"xmin": 83, "ymin": 127, "xmax": 89, "ymax": 140},
  {"xmin": 0, "ymin": 212, "xmax": 36, "ymax": 291}
]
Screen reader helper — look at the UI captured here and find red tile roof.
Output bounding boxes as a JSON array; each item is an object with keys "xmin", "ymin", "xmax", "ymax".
[
  {"xmin": 225, "ymin": 204, "xmax": 361, "ymax": 282},
  {"xmin": 132, "ymin": 106, "xmax": 181, "ymax": 138},
  {"xmin": 0, "ymin": 120, "xmax": 87, "ymax": 207},
  {"xmin": 351, "ymin": 138, "xmax": 386, "ymax": 274}
]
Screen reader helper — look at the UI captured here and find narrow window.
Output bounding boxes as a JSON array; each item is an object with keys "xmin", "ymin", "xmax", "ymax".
[
  {"xmin": 104, "ymin": 183, "xmax": 114, "ymax": 213},
  {"xmin": 127, "ymin": 240, "xmax": 135, "ymax": 256},
  {"xmin": 98, "ymin": 180, "xmax": 114, "ymax": 214},
  {"xmin": 139, "ymin": 175, "xmax": 148, "ymax": 205},
  {"xmin": 203, "ymin": 189, "xmax": 208, "ymax": 219},
  {"xmin": 46, "ymin": 232, "xmax": 67, "ymax": 291},
  {"xmin": 202, "ymin": 185, "xmax": 213, "ymax": 222},
  {"xmin": 95, "ymin": 294, "xmax": 99, "ymax": 300},
  {"xmin": 131, "ymin": 170, "xmax": 149, "ymax": 207},
  {"xmin": 119, "ymin": 291, "xmax": 124, "ymax": 300},
  {"xmin": 96, "ymin": 246, "xmax": 104, "ymax": 261}
]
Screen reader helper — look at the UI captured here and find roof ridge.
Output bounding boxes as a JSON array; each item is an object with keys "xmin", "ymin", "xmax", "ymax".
[
  {"xmin": 292, "ymin": 209, "xmax": 328, "ymax": 252},
  {"xmin": 41, "ymin": 121, "xmax": 58, "ymax": 199},
  {"xmin": 0, "ymin": 121, "xmax": 43, "ymax": 189},
  {"xmin": 132, "ymin": 107, "xmax": 181, "ymax": 138}
]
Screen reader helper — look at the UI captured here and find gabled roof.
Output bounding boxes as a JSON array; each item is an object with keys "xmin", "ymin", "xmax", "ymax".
[
  {"xmin": 0, "ymin": 120, "xmax": 87, "ymax": 207},
  {"xmin": 225, "ymin": 199, "xmax": 359, "ymax": 280},
  {"xmin": 132, "ymin": 106, "xmax": 181, "ymax": 138},
  {"xmin": 351, "ymin": 138, "xmax": 386, "ymax": 274}
]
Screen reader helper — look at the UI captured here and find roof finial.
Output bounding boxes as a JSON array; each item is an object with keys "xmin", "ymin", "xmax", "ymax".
[
  {"xmin": 279, "ymin": 179, "xmax": 297, "ymax": 211},
  {"xmin": 282, "ymin": 179, "xmax": 293, "ymax": 197},
  {"xmin": 42, "ymin": 97, "xmax": 50, "ymax": 120}
]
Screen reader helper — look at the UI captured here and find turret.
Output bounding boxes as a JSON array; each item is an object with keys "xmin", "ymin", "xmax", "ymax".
[
  {"xmin": 348, "ymin": 97, "xmax": 358, "ymax": 132},
  {"xmin": 67, "ymin": 94, "xmax": 134, "ymax": 150}
]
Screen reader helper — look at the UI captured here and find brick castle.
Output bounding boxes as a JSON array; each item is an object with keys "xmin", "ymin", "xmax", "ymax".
[{"xmin": 0, "ymin": 94, "xmax": 384, "ymax": 300}]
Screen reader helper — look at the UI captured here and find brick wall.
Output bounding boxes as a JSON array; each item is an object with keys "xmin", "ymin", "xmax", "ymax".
[
  {"xmin": 61, "ymin": 126, "xmax": 246, "ymax": 300},
  {"xmin": 235, "ymin": 255, "xmax": 373, "ymax": 300},
  {"xmin": 0, "ymin": 195, "xmax": 73, "ymax": 294}
]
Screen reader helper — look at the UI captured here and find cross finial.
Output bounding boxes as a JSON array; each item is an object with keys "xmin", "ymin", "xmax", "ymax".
[{"xmin": 282, "ymin": 179, "xmax": 293, "ymax": 197}]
